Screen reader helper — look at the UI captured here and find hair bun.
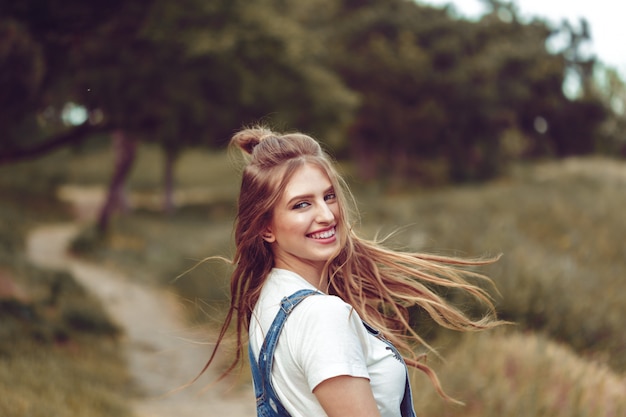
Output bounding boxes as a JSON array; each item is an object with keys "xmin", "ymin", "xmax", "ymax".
[{"xmin": 231, "ymin": 127, "xmax": 275, "ymax": 155}]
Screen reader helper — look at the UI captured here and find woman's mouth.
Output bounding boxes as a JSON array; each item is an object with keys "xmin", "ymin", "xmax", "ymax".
[{"xmin": 308, "ymin": 227, "xmax": 336, "ymax": 240}]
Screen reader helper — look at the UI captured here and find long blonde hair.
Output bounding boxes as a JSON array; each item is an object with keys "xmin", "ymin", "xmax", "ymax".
[{"xmin": 201, "ymin": 126, "xmax": 503, "ymax": 401}]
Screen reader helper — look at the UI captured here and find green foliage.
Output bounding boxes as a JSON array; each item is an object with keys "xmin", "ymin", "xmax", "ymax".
[
  {"xmin": 2, "ymin": 0, "xmax": 616, "ymax": 188},
  {"xmin": 0, "ymin": 0, "xmax": 126, "ymax": 153},
  {"xmin": 320, "ymin": 0, "xmax": 606, "ymax": 181},
  {"xmin": 1, "ymin": 0, "xmax": 357, "ymax": 161},
  {"xmin": 0, "ymin": 19, "xmax": 45, "ymax": 136},
  {"xmin": 592, "ymin": 65, "xmax": 626, "ymax": 154}
]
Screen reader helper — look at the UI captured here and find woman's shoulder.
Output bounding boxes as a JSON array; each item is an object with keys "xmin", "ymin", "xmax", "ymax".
[
  {"xmin": 300, "ymin": 292, "xmax": 348, "ymax": 308},
  {"xmin": 293, "ymin": 293, "xmax": 359, "ymax": 323},
  {"xmin": 285, "ymin": 293, "xmax": 370, "ymax": 353}
]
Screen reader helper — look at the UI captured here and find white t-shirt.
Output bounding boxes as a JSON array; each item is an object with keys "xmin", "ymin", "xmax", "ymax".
[{"xmin": 249, "ymin": 268, "xmax": 407, "ymax": 417}]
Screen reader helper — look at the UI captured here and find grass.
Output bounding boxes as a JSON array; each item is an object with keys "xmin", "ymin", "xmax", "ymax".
[
  {"xmin": 0, "ymin": 339, "xmax": 131, "ymax": 417},
  {"xmin": 347, "ymin": 157, "xmax": 626, "ymax": 372},
  {"xmin": 412, "ymin": 329, "xmax": 626, "ymax": 417},
  {"xmin": 0, "ymin": 154, "xmax": 133, "ymax": 417},
  {"xmin": 2, "ymin": 143, "xmax": 625, "ymax": 416}
]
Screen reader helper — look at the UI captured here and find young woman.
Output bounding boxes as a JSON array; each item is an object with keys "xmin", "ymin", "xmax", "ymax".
[{"xmin": 201, "ymin": 126, "xmax": 503, "ymax": 417}]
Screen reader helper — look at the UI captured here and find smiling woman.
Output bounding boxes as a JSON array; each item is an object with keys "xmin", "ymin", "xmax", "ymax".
[
  {"xmin": 262, "ymin": 164, "xmax": 341, "ymax": 286},
  {"xmin": 198, "ymin": 126, "xmax": 506, "ymax": 417}
]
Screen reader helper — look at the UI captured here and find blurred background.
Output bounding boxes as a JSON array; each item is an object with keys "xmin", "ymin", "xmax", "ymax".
[{"xmin": 1, "ymin": 0, "xmax": 624, "ymax": 416}]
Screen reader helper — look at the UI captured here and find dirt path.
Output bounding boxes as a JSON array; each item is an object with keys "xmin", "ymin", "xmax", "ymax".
[{"xmin": 26, "ymin": 222, "xmax": 255, "ymax": 417}]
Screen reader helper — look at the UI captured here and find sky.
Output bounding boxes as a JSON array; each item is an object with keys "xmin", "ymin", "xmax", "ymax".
[{"xmin": 418, "ymin": 0, "xmax": 626, "ymax": 78}]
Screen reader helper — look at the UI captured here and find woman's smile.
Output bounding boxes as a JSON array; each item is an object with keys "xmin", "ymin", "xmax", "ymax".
[{"xmin": 307, "ymin": 226, "xmax": 336, "ymax": 241}]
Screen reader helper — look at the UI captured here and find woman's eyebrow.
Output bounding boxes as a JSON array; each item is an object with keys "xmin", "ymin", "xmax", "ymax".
[{"xmin": 285, "ymin": 186, "xmax": 334, "ymax": 206}]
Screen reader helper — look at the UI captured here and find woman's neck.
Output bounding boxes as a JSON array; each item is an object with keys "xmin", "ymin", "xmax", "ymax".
[{"xmin": 274, "ymin": 259, "xmax": 328, "ymax": 291}]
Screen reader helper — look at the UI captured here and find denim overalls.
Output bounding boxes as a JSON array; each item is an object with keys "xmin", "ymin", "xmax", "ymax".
[{"xmin": 248, "ymin": 289, "xmax": 417, "ymax": 417}]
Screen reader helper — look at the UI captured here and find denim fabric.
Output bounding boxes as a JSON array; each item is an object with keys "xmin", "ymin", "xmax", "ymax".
[
  {"xmin": 249, "ymin": 289, "xmax": 318, "ymax": 417},
  {"xmin": 249, "ymin": 289, "xmax": 417, "ymax": 417}
]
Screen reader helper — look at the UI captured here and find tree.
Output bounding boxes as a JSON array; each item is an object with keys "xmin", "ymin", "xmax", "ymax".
[
  {"xmin": 0, "ymin": 1, "xmax": 123, "ymax": 161},
  {"xmin": 320, "ymin": 0, "xmax": 453, "ymax": 180},
  {"xmin": 1, "ymin": 0, "xmax": 358, "ymax": 231},
  {"xmin": 594, "ymin": 66, "xmax": 626, "ymax": 154},
  {"xmin": 316, "ymin": 0, "xmax": 607, "ymax": 182}
]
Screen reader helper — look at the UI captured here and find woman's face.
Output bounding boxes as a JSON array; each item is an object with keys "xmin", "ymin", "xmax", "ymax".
[{"xmin": 264, "ymin": 163, "xmax": 341, "ymax": 285}]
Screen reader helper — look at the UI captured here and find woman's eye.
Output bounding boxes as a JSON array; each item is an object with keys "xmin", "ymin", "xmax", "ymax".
[
  {"xmin": 293, "ymin": 201, "xmax": 310, "ymax": 209},
  {"xmin": 324, "ymin": 193, "xmax": 336, "ymax": 202}
]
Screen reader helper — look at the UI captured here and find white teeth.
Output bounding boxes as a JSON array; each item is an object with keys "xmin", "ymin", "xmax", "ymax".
[{"xmin": 310, "ymin": 228, "xmax": 335, "ymax": 239}]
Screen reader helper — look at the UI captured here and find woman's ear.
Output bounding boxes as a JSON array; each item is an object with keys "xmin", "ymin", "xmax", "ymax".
[{"xmin": 261, "ymin": 230, "xmax": 275, "ymax": 243}]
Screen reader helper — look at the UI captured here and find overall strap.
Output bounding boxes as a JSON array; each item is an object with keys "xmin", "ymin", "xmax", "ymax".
[
  {"xmin": 249, "ymin": 289, "xmax": 320, "ymax": 416},
  {"xmin": 258, "ymin": 289, "xmax": 320, "ymax": 380}
]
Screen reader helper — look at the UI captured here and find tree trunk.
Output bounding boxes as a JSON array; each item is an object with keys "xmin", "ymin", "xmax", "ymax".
[{"xmin": 96, "ymin": 130, "xmax": 137, "ymax": 234}]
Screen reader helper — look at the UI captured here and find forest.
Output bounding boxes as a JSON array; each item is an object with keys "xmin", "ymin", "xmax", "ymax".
[
  {"xmin": 1, "ymin": 1, "xmax": 625, "ymax": 416},
  {"xmin": 2, "ymin": 1, "xmax": 625, "ymax": 199}
]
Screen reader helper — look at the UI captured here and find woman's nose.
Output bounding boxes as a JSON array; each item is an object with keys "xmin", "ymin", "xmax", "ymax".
[{"xmin": 315, "ymin": 201, "xmax": 335, "ymax": 223}]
